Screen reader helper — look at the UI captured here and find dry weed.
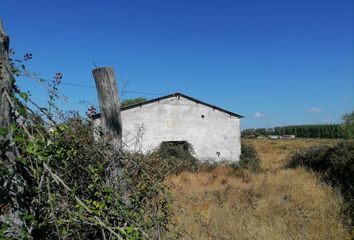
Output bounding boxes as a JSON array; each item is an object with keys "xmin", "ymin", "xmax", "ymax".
[{"xmin": 167, "ymin": 139, "xmax": 350, "ymax": 239}]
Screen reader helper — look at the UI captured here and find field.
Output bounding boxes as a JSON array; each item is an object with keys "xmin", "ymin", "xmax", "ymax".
[{"xmin": 167, "ymin": 139, "xmax": 351, "ymax": 239}]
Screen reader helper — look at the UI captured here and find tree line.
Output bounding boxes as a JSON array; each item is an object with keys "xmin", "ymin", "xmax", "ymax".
[{"xmin": 242, "ymin": 124, "xmax": 347, "ymax": 139}]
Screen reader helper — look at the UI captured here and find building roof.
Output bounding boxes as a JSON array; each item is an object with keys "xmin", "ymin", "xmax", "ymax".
[{"xmin": 92, "ymin": 92, "xmax": 244, "ymax": 119}]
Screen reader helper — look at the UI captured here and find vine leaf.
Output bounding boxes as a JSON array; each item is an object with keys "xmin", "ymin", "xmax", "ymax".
[
  {"xmin": 18, "ymin": 107, "xmax": 27, "ymax": 115},
  {"xmin": 0, "ymin": 127, "xmax": 8, "ymax": 136},
  {"xmin": 19, "ymin": 92, "xmax": 28, "ymax": 102}
]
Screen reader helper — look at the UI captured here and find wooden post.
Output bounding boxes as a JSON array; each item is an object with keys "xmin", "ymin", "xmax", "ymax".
[
  {"xmin": 0, "ymin": 18, "xmax": 25, "ymax": 238},
  {"xmin": 0, "ymin": 19, "xmax": 11, "ymax": 128},
  {"xmin": 92, "ymin": 67, "xmax": 128, "ymax": 203},
  {"xmin": 92, "ymin": 67, "xmax": 122, "ymax": 150}
]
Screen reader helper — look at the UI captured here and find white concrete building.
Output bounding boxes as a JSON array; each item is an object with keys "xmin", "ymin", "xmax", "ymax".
[{"xmin": 93, "ymin": 92, "xmax": 243, "ymax": 162}]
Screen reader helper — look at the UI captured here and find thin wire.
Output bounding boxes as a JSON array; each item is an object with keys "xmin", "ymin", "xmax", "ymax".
[
  {"xmin": 60, "ymin": 82, "xmax": 167, "ymax": 96},
  {"xmin": 20, "ymin": 72, "xmax": 167, "ymax": 96},
  {"xmin": 121, "ymin": 90, "xmax": 168, "ymax": 96},
  {"xmin": 61, "ymin": 82, "xmax": 94, "ymax": 88}
]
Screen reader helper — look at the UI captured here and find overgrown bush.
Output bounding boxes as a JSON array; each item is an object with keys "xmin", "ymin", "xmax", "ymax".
[
  {"xmin": 287, "ymin": 141, "xmax": 354, "ymax": 226},
  {"xmin": 286, "ymin": 145, "xmax": 331, "ymax": 170},
  {"xmin": 1, "ymin": 112, "xmax": 173, "ymax": 239},
  {"xmin": 325, "ymin": 142, "xmax": 354, "ymax": 196},
  {"xmin": 0, "ymin": 50, "xmax": 174, "ymax": 239},
  {"xmin": 150, "ymin": 141, "xmax": 199, "ymax": 175},
  {"xmin": 236, "ymin": 143, "xmax": 261, "ymax": 172}
]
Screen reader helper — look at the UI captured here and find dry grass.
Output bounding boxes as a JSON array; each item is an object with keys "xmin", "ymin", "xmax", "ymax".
[
  {"xmin": 246, "ymin": 138, "xmax": 340, "ymax": 171},
  {"xmin": 167, "ymin": 139, "xmax": 350, "ymax": 239}
]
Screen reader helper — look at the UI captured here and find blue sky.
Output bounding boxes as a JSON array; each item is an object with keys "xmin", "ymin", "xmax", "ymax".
[{"xmin": 1, "ymin": 0, "xmax": 353, "ymax": 129}]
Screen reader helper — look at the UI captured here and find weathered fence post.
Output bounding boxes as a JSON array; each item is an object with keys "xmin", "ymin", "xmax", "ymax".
[
  {"xmin": 0, "ymin": 19, "xmax": 11, "ymax": 128},
  {"xmin": 92, "ymin": 67, "xmax": 129, "ymax": 203},
  {"xmin": 0, "ymin": 18, "xmax": 25, "ymax": 238},
  {"xmin": 92, "ymin": 67, "xmax": 122, "ymax": 150}
]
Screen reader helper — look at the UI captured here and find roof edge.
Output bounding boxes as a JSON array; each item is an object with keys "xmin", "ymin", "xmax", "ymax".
[{"xmin": 91, "ymin": 92, "xmax": 244, "ymax": 119}]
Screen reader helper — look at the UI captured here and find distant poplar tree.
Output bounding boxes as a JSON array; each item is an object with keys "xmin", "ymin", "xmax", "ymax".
[{"xmin": 342, "ymin": 111, "xmax": 354, "ymax": 138}]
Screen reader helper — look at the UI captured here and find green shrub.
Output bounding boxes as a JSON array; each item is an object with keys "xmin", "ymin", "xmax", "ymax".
[
  {"xmin": 286, "ymin": 145, "xmax": 331, "ymax": 170},
  {"xmin": 1, "ymin": 114, "xmax": 173, "ymax": 239},
  {"xmin": 326, "ymin": 141, "xmax": 354, "ymax": 200},
  {"xmin": 1, "ymin": 49, "xmax": 173, "ymax": 239},
  {"xmin": 287, "ymin": 141, "xmax": 354, "ymax": 226},
  {"xmin": 151, "ymin": 142, "xmax": 227, "ymax": 174},
  {"xmin": 287, "ymin": 141, "xmax": 354, "ymax": 192},
  {"xmin": 151, "ymin": 141, "xmax": 199, "ymax": 175},
  {"xmin": 236, "ymin": 143, "xmax": 261, "ymax": 172}
]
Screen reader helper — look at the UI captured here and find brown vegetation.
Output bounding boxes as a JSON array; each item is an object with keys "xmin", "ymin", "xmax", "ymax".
[{"xmin": 167, "ymin": 139, "xmax": 350, "ymax": 239}]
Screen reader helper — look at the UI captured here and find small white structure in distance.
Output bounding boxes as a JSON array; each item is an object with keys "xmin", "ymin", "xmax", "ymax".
[
  {"xmin": 282, "ymin": 135, "xmax": 296, "ymax": 139},
  {"xmin": 92, "ymin": 92, "xmax": 244, "ymax": 162},
  {"xmin": 268, "ymin": 135, "xmax": 281, "ymax": 139}
]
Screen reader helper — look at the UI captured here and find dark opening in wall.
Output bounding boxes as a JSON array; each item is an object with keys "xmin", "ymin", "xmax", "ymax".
[
  {"xmin": 201, "ymin": 115, "xmax": 205, "ymax": 119},
  {"xmin": 160, "ymin": 141, "xmax": 190, "ymax": 153}
]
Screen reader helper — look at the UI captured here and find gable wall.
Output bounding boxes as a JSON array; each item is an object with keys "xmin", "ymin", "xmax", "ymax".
[{"xmin": 119, "ymin": 95, "xmax": 241, "ymax": 162}]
